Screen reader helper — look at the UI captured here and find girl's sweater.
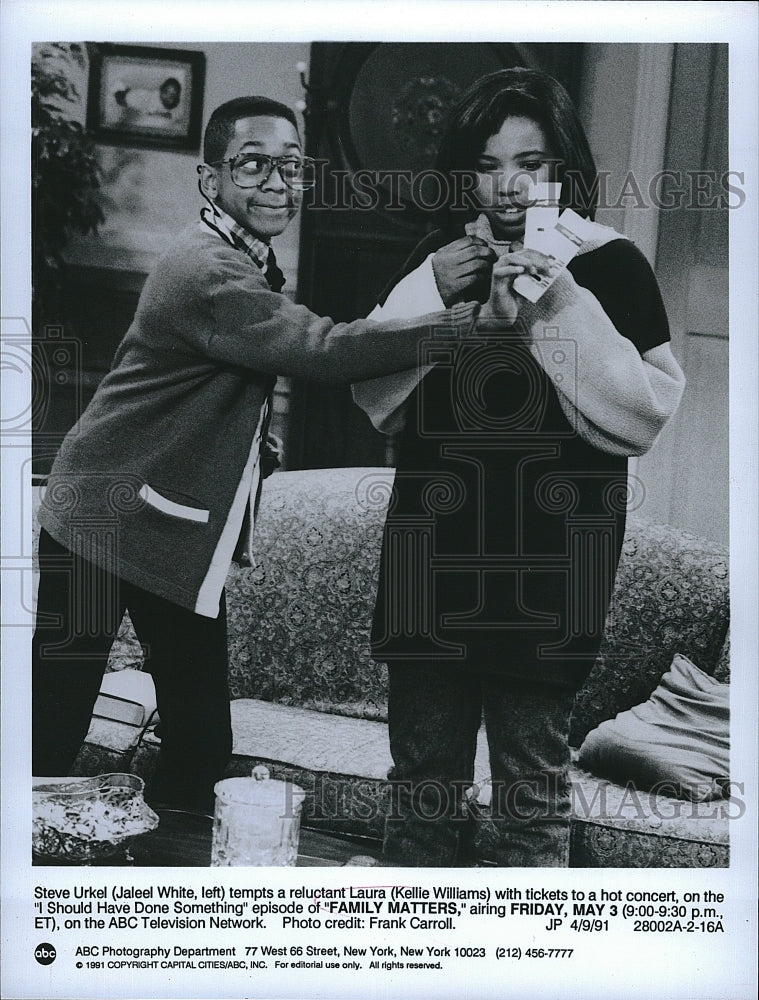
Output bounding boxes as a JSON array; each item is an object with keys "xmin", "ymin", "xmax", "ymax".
[{"xmin": 353, "ymin": 221, "xmax": 685, "ymax": 456}]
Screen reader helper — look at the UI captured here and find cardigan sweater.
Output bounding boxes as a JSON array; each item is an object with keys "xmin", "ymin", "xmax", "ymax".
[{"xmin": 38, "ymin": 222, "xmax": 478, "ymax": 617}]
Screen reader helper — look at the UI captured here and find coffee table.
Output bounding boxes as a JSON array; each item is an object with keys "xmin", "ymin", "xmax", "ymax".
[
  {"xmin": 32, "ymin": 813, "xmax": 385, "ymax": 866},
  {"xmin": 125, "ymin": 809, "xmax": 386, "ymax": 867}
]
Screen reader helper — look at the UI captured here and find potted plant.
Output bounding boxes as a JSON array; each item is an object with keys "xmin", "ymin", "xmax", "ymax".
[{"xmin": 32, "ymin": 42, "xmax": 104, "ymax": 326}]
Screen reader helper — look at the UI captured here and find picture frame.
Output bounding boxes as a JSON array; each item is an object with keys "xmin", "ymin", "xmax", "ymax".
[{"xmin": 86, "ymin": 43, "xmax": 205, "ymax": 150}]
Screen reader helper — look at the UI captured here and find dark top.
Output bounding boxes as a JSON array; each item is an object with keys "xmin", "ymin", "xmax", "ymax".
[{"xmin": 371, "ymin": 230, "xmax": 670, "ymax": 687}]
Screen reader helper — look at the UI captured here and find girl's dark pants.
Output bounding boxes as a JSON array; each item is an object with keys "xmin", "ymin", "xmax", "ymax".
[{"xmin": 383, "ymin": 660, "xmax": 578, "ymax": 867}]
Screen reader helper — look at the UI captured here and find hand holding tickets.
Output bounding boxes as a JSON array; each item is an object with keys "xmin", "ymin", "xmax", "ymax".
[
  {"xmin": 431, "ymin": 234, "xmax": 496, "ymax": 306},
  {"xmin": 513, "ymin": 205, "xmax": 594, "ymax": 303},
  {"xmin": 473, "ymin": 183, "xmax": 596, "ymax": 319},
  {"xmin": 482, "ymin": 248, "xmax": 559, "ymax": 325}
]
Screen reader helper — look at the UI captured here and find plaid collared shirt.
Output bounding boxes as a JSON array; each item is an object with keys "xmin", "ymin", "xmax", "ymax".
[{"xmin": 200, "ymin": 205, "xmax": 270, "ymax": 269}]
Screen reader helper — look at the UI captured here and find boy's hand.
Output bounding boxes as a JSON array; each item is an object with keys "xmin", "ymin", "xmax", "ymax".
[{"xmin": 432, "ymin": 237, "xmax": 496, "ymax": 306}]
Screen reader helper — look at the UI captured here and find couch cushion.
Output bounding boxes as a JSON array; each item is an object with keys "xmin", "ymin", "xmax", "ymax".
[
  {"xmin": 576, "ymin": 654, "xmax": 729, "ymax": 801},
  {"xmin": 231, "ymin": 698, "xmax": 393, "ymax": 779},
  {"xmin": 566, "ymin": 764, "xmax": 729, "ymax": 868},
  {"xmin": 474, "ymin": 763, "xmax": 729, "ymax": 868},
  {"xmin": 226, "ymin": 469, "xmax": 394, "ymax": 717}
]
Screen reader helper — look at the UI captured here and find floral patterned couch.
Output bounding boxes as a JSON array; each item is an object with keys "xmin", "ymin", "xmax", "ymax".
[{"xmin": 46, "ymin": 467, "xmax": 731, "ymax": 867}]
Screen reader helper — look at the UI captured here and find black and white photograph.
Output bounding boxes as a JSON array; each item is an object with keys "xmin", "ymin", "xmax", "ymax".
[
  {"xmin": 2, "ymin": 2, "xmax": 757, "ymax": 999},
  {"xmin": 86, "ymin": 43, "xmax": 205, "ymax": 150}
]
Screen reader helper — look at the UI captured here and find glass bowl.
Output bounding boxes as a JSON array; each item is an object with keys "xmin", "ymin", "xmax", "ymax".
[{"xmin": 32, "ymin": 773, "xmax": 159, "ymax": 864}]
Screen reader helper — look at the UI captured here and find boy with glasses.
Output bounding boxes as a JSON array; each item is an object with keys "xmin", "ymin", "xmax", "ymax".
[{"xmin": 33, "ymin": 96, "xmax": 480, "ymax": 812}]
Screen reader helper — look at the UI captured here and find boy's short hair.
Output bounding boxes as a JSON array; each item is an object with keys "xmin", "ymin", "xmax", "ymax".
[{"xmin": 203, "ymin": 96, "xmax": 300, "ymax": 164}]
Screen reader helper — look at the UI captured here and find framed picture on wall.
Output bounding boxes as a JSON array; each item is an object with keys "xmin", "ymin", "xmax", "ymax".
[{"xmin": 86, "ymin": 43, "xmax": 205, "ymax": 150}]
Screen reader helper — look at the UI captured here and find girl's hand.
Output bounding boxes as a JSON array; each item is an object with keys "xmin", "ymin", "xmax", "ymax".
[
  {"xmin": 482, "ymin": 249, "xmax": 559, "ymax": 324},
  {"xmin": 432, "ymin": 237, "xmax": 496, "ymax": 306}
]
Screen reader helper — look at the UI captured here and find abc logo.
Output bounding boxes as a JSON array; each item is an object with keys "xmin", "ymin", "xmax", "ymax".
[{"xmin": 35, "ymin": 942, "xmax": 57, "ymax": 965}]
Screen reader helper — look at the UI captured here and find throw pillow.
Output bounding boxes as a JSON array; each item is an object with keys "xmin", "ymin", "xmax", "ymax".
[{"xmin": 577, "ymin": 653, "xmax": 729, "ymax": 801}]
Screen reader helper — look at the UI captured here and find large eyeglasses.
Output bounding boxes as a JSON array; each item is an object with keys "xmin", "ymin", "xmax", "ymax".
[{"xmin": 210, "ymin": 153, "xmax": 317, "ymax": 191}]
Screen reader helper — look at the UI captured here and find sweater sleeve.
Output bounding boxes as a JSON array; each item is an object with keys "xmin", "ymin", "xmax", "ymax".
[
  {"xmin": 516, "ymin": 245, "xmax": 685, "ymax": 456},
  {"xmin": 200, "ymin": 246, "xmax": 478, "ymax": 384},
  {"xmin": 351, "ymin": 254, "xmax": 444, "ymax": 433}
]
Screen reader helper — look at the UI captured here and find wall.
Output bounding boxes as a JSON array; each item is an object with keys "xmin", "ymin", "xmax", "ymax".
[
  {"xmin": 64, "ymin": 42, "xmax": 311, "ymax": 288},
  {"xmin": 578, "ymin": 43, "xmax": 728, "ymax": 547},
  {"xmin": 578, "ymin": 43, "xmax": 674, "ymax": 267},
  {"xmin": 633, "ymin": 44, "xmax": 729, "ymax": 548}
]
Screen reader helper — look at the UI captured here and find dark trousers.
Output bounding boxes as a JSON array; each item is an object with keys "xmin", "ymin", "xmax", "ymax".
[
  {"xmin": 384, "ymin": 662, "xmax": 577, "ymax": 867},
  {"xmin": 32, "ymin": 529, "xmax": 232, "ymax": 812}
]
